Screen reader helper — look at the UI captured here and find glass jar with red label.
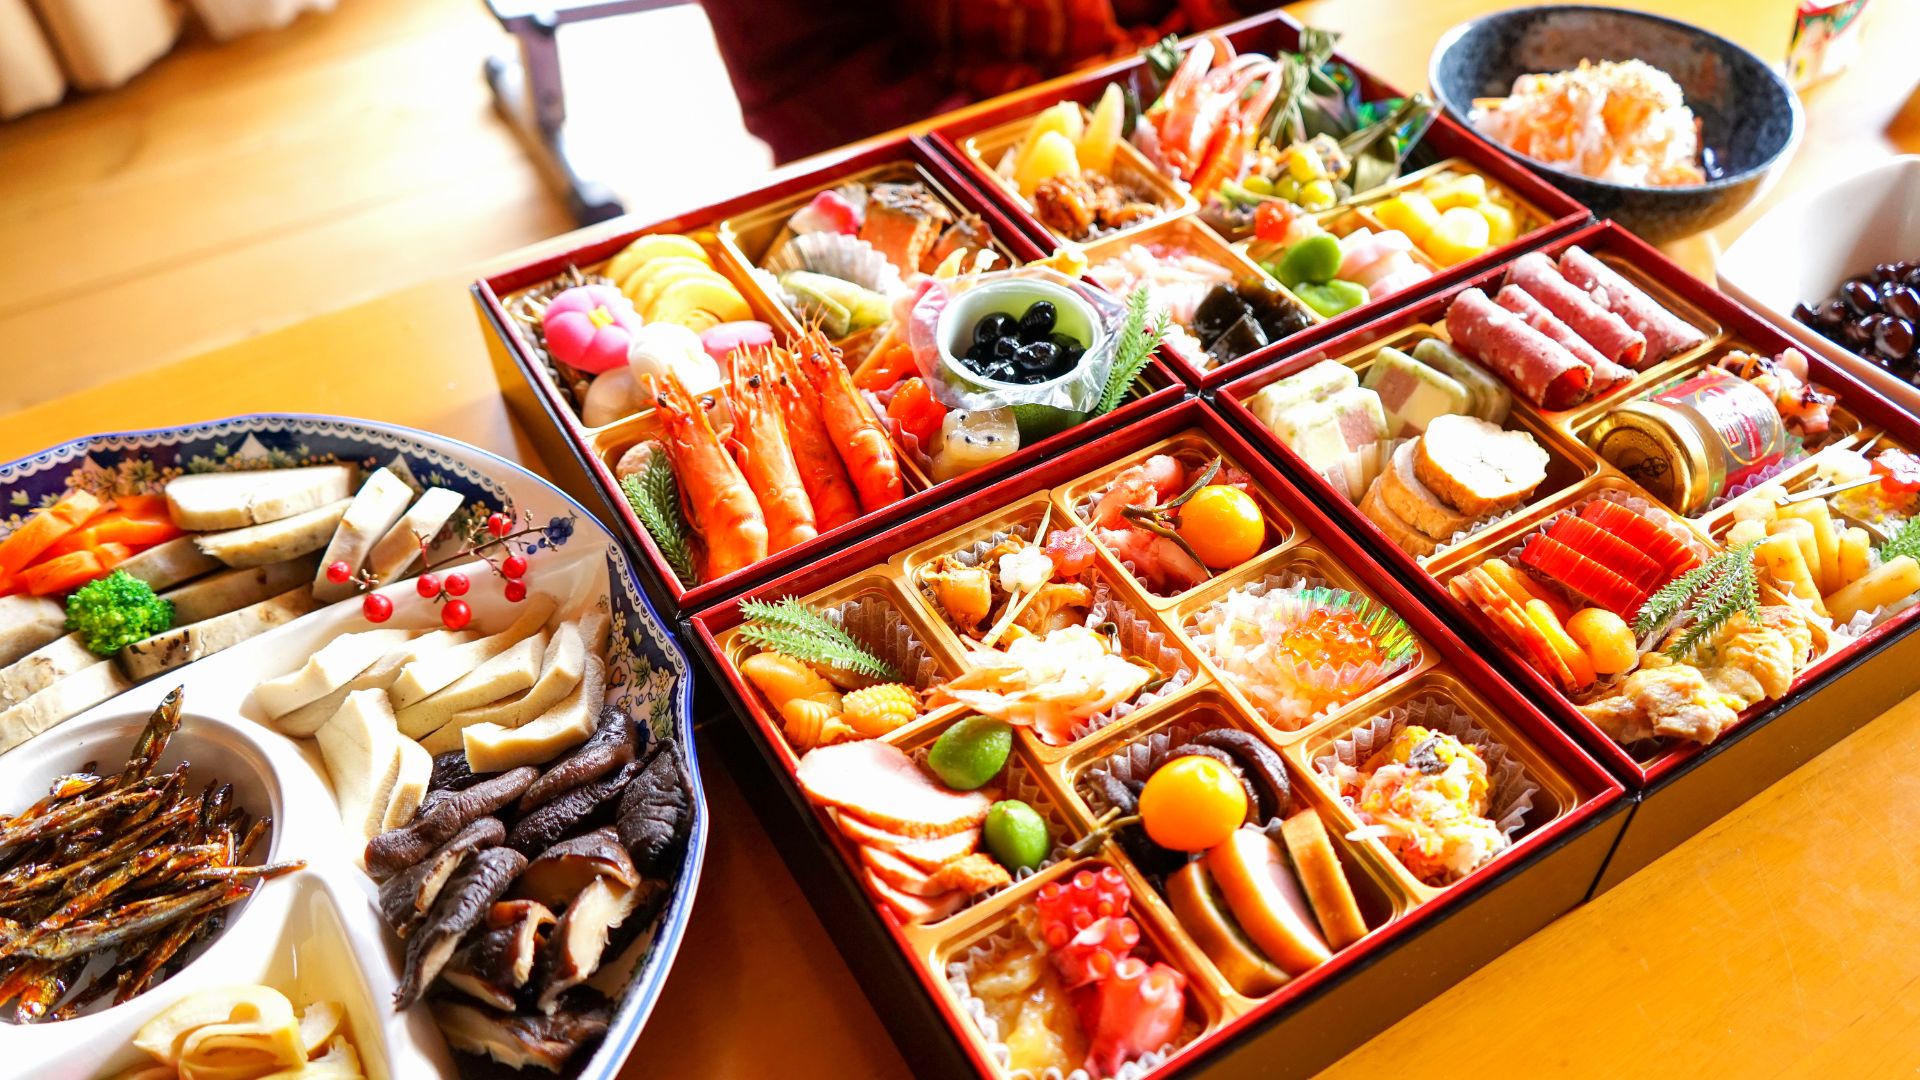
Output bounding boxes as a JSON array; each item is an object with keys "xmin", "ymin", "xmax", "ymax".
[{"xmin": 1590, "ymin": 367, "xmax": 1787, "ymax": 515}]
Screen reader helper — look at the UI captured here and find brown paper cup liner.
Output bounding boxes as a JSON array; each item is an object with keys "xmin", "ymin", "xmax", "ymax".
[
  {"xmin": 1073, "ymin": 580, "xmax": 1196, "ymax": 742},
  {"xmin": 901, "ymin": 743, "xmax": 1072, "ymax": 894},
  {"xmin": 827, "ymin": 595, "xmax": 939, "ymax": 692},
  {"xmin": 1311, "ymin": 691, "xmax": 1538, "ymax": 885},
  {"xmin": 946, "ymin": 919, "xmax": 1196, "ymax": 1080},
  {"xmin": 1188, "ymin": 573, "xmax": 1412, "ymax": 731}
]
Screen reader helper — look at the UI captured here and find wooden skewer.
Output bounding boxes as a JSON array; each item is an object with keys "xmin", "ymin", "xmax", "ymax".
[{"xmin": 1779, "ymin": 475, "xmax": 1879, "ymax": 505}]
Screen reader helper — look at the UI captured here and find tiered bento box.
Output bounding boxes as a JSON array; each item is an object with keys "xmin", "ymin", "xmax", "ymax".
[
  {"xmin": 925, "ymin": 10, "xmax": 1592, "ymax": 387},
  {"xmin": 464, "ymin": 7, "xmax": 1920, "ymax": 1077},
  {"xmin": 1216, "ymin": 222, "xmax": 1920, "ymax": 890},
  {"xmin": 689, "ymin": 400, "xmax": 1625, "ymax": 1079}
]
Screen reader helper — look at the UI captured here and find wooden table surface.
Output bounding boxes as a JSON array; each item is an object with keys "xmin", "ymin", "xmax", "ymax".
[{"xmin": 5, "ymin": 1, "xmax": 1918, "ymax": 1076}]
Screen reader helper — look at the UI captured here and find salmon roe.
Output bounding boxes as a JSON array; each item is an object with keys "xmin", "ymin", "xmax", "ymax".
[{"xmin": 1277, "ymin": 607, "xmax": 1386, "ymax": 669}]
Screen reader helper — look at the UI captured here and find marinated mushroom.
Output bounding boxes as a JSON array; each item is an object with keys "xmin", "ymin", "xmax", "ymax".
[
  {"xmin": 431, "ymin": 996, "xmax": 611, "ymax": 1071},
  {"xmin": 518, "ymin": 706, "xmax": 636, "ymax": 812},
  {"xmin": 442, "ymin": 899, "xmax": 557, "ymax": 1011},
  {"xmin": 395, "ymin": 847, "xmax": 527, "ymax": 1008},
  {"xmin": 517, "ymin": 828, "xmax": 639, "ymax": 910},
  {"xmin": 615, "ymin": 741, "xmax": 691, "ymax": 875},
  {"xmin": 377, "ymin": 816, "xmax": 505, "ymax": 938},
  {"xmin": 533, "ymin": 875, "xmax": 639, "ymax": 1014},
  {"xmin": 366, "ymin": 766, "xmax": 537, "ymax": 880},
  {"xmin": 506, "ymin": 761, "xmax": 639, "ymax": 857}
]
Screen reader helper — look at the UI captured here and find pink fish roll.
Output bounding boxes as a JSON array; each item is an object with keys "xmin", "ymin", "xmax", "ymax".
[
  {"xmin": 1558, "ymin": 245, "xmax": 1708, "ymax": 362},
  {"xmin": 1505, "ymin": 251, "xmax": 1647, "ymax": 369},
  {"xmin": 1338, "ymin": 230, "xmax": 1413, "ymax": 281},
  {"xmin": 1446, "ymin": 287, "xmax": 1593, "ymax": 410},
  {"xmin": 1495, "ymin": 285, "xmax": 1633, "ymax": 394}
]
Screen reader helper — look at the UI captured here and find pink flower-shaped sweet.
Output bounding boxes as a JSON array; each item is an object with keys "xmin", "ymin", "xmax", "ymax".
[{"xmin": 542, "ymin": 285, "xmax": 642, "ymax": 373}]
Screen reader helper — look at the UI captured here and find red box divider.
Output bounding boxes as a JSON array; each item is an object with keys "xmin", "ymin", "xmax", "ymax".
[
  {"xmin": 921, "ymin": 9, "xmax": 1592, "ymax": 388},
  {"xmin": 688, "ymin": 395, "xmax": 1624, "ymax": 1079},
  {"xmin": 1215, "ymin": 220, "xmax": 1920, "ymax": 790},
  {"xmin": 474, "ymin": 133, "xmax": 1187, "ymax": 615}
]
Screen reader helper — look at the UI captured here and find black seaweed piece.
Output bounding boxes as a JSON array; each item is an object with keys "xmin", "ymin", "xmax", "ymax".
[
  {"xmin": 376, "ymin": 817, "xmax": 506, "ymax": 936},
  {"xmin": 395, "ymin": 847, "xmax": 527, "ymax": 1009},
  {"xmin": 1192, "ymin": 284, "xmax": 1254, "ymax": 344},
  {"xmin": 614, "ymin": 741, "xmax": 690, "ymax": 876},
  {"xmin": 366, "ymin": 768, "xmax": 537, "ymax": 881},
  {"xmin": 518, "ymin": 707, "xmax": 637, "ymax": 812},
  {"xmin": 507, "ymin": 762, "xmax": 639, "ymax": 857},
  {"xmin": 1238, "ymin": 279, "xmax": 1315, "ymax": 340},
  {"xmin": 1205, "ymin": 312, "xmax": 1268, "ymax": 366},
  {"xmin": 430, "ymin": 752, "xmax": 486, "ymax": 794}
]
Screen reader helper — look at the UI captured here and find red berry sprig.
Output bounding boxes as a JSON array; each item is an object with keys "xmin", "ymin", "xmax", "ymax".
[{"xmin": 356, "ymin": 506, "xmax": 565, "ymax": 628}]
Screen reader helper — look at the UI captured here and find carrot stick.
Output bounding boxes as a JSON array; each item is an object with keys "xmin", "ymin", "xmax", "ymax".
[
  {"xmin": 43, "ymin": 516, "xmax": 182, "ymax": 559},
  {"xmin": 91, "ymin": 543, "xmax": 134, "ymax": 571},
  {"xmin": 110, "ymin": 494, "xmax": 169, "ymax": 519},
  {"xmin": 21, "ymin": 550, "xmax": 104, "ymax": 596},
  {"xmin": 0, "ymin": 492, "xmax": 104, "ymax": 577}
]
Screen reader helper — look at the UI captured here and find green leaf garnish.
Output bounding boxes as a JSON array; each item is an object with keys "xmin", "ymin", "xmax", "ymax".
[
  {"xmin": 1876, "ymin": 516, "xmax": 1920, "ymax": 565},
  {"xmin": 1095, "ymin": 287, "xmax": 1168, "ymax": 415},
  {"xmin": 739, "ymin": 597, "xmax": 897, "ymax": 680},
  {"xmin": 619, "ymin": 454, "xmax": 698, "ymax": 588},
  {"xmin": 1633, "ymin": 539, "xmax": 1762, "ymax": 661}
]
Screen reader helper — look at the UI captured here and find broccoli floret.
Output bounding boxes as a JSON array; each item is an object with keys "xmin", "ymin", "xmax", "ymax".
[{"xmin": 66, "ymin": 570, "xmax": 172, "ymax": 656}]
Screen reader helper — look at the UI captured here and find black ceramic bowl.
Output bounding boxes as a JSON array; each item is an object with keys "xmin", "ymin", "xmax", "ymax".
[{"xmin": 1429, "ymin": 5, "xmax": 1802, "ymax": 244}]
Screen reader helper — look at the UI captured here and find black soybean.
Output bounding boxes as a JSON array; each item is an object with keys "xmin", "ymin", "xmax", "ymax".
[
  {"xmin": 1019, "ymin": 301, "xmax": 1056, "ymax": 340},
  {"xmin": 975, "ymin": 312, "xmax": 1016, "ymax": 346}
]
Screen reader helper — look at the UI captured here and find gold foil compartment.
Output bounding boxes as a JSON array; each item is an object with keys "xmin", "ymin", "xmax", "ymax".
[
  {"xmin": 959, "ymin": 108, "xmax": 1196, "ymax": 249},
  {"xmin": 1056, "ymin": 431, "xmax": 1301, "ymax": 610},
  {"xmin": 934, "ymin": 858, "xmax": 1220, "ymax": 1080}
]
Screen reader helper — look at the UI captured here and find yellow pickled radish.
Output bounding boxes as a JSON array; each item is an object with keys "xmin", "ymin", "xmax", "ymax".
[
  {"xmin": 1424, "ymin": 206, "xmax": 1494, "ymax": 266},
  {"xmin": 1478, "ymin": 201, "xmax": 1519, "ymax": 246},
  {"xmin": 1423, "ymin": 172, "xmax": 1488, "ymax": 210},
  {"xmin": 1828, "ymin": 555, "xmax": 1920, "ymax": 623},
  {"xmin": 1013, "ymin": 103, "xmax": 1084, "ymax": 185},
  {"xmin": 1837, "ymin": 526, "xmax": 1871, "ymax": 591},
  {"xmin": 1015, "ymin": 130, "xmax": 1081, "ymax": 197},
  {"xmin": 1372, "ymin": 192, "xmax": 1440, "ymax": 245},
  {"xmin": 1079, "ymin": 84, "xmax": 1124, "ymax": 175}
]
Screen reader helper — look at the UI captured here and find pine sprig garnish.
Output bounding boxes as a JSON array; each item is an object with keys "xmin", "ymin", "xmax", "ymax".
[
  {"xmin": 620, "ymin": 454, "xmax": 698, "ymax": 588},
  {"xmin": 1095, "ymin": 288, "xmax": 1169, "ymax": 415},
  {"xmin": 1632, "ymin": 540, "xmax": 1762, "ymax": 661},
  {"xmin": 739, "ymin": 597, "xmax": 898, "ymax": 680},
  {"xmin": 1877, "ymin": 516, "xmax": 1920, "ymax": 565}
]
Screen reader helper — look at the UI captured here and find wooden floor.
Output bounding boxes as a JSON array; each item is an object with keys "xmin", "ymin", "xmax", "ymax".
[{"xmin": 0, "ymin": 0, "xmax": 769, "ymax": 413}]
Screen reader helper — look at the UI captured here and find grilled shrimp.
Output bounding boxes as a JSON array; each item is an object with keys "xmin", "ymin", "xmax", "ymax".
[
  {"xmin": 793, "ymin": 329, "xmax": 904, "ymax": 514},
  {"xmin": 726, "ymin": 348, "xmax": 817, "ymax": 553},
  {"xmin": 647, "ymin": 371, "xmax": 768, "ymax": 579},
  {"xmin": 767, "ymin": 346, "xmax": 862, "ymax": 533}
]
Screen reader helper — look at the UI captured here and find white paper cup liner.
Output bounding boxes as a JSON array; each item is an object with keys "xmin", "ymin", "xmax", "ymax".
[
  {"xmin": 946, "ymin": 918, "xmax": 1195, "ymax": 1080},
  {"xmin": 1073, "ymin": 580, "xmax": 1196, "ymax": 742},
  {"xmin": 1187, "ymin": 573, "xmax": 1416, "ymax": 731},
  {"xmin": 1312, "ymin": 691, "xmax": 1539, "ymax": 885},
  {"xmin": 827, "ymin": 595, "xmax": 940, "ymax": 692}
]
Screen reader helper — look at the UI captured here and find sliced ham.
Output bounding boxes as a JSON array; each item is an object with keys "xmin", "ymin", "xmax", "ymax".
[
  {"xmin": 863, "ymin": 846, "xmax": 1009, "ymax": 898},
  {"xmin": 1558, "ymin": 246, "xmax": 1707, "ymax": 362},
  {"xmin": 1445, "ymin": 288, "xmax": 1592, "ymax": 410},
  {"xmin": 834, "ymin": 811, "xmax": 982, "ymax": 871},
  {"xmin": 1505, "ymin": 252, "xmax": 1646, "ymax": 369},
  {"xmin": 1495, "ymin": 285, "xmax": 1633, "ymax": 395},
  {"xmin": 796, "ymin": 741, "xmax": 993, "ymax": 838},
  {"xmin": 865, "ymin": 869, "xmax": 967, "ymax": 923}
]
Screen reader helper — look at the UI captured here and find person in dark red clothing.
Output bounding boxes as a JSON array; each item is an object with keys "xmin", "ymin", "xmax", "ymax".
[{"xmin": 700, "ymin": 0, "xmax": 1260, "ymax": 162}]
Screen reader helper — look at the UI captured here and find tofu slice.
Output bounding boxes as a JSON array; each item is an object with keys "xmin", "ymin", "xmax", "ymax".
[
  {"xmin": 165, "ymin": 464, "xmax": 356, "ymax": 531},
  {"xmin": 0, "ymin": 660, "xmax": 132, "ymax": 755},
  {"xmin": 398, "ymin": 631, "xmax": 547, "ymax": 741},
  {"xmin": 364, "ymin": 487, "xmax": 463, "ymax": 588},
  {"xmin": 462, "ymin": 654, "xmax": 602, "ymax": 773},
  {"xmin": 273, "ymin": 630, "xmax": 476, "ymax": 737},
  {"xmin": 254, "ymin": 628, "xmax": 419, "ymax": 719},
  {"xmin": 389, "ymin": 594, "xmax": 557, "ymax": 710},
  {"xmin": 115, "ymin": 537, "xmax": 223, "ymax": 592},
  {"xmin": 0, "ymin": 633, "xmax": 98, "ymax": 707},
  {"xmin": 162, "ymin": 553, "xmax": 320, "ymax": 625},
  {"xmin": 119, "ymin": 587, "xmax": 317, "ymax": 681},
  {"xmin": 0, "ymin": 596, "xmax": 68, "ymax": 666},
  {"xmin": 439, "ymin": 621, "xmax": 585, "ymax": 735},
  {"xmin": 315, "ymin": 689, "xmax": 404, "ymax": 853},
  {"xmin": 195, "ymin": 499, "xmax": 351, "ymax": 569},
  {"xmin": 383, "ymin": 736, "xmax": 433, "ymax": 831},
  {"xmin": 313, "ymin": 469, "xmax": 418, "ymax": 603}
]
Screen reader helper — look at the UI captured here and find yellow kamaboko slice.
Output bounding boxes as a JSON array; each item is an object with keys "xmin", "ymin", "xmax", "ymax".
[
  {"xmin": 178, "ymin": 1015, "xmax": 307, "ymax": 1080},
  {"xmin": 262, "ymin": 1035, "xmax": 366, "ymax": 1079},
  {"xmin": 132, "ymin": 986, "xmax": 299, "ymax": 1067}
]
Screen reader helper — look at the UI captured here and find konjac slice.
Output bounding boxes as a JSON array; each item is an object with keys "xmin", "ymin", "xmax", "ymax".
[
  {"xmin": 1518, "ymin": 535, "xmax": 1643, "ymax": 615},
  {"xmin": 1545, "ymin": 515, "xmax": 1665, "ymax": 591},
  {"xmin": 1579, "ymin": 500, "xmax": 1699, "ymax": 578}
]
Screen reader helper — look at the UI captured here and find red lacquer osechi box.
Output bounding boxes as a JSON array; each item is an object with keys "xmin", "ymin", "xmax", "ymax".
[
  {"xmin": 472, "ymin": 133, "xmax": 1186, "ymax": 617},
  {"xmin": 690, "ymin": 396, "xmax": 1625, "ymax": 1079},
  {"xmin": 1215, "ymin": 220, "xmax": 1920, "ymax": 891},
  {"xmin": 925, "ymin": 9, "xmax": 1591, "ymax": 389}
]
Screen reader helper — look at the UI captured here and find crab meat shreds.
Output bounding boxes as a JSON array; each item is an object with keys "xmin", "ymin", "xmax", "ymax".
[
  {"xmin": 1090, "ymin": 455, "xmax": 1188, "ymax": 526},
  {"xmin": 1042, "ymin": 528, "xmax": 1099, "ymax": 578},
  {"xmin": 931, "ymin": 626, "xmax": 1154, "ymax": 746},
  {"xmin": 796, "ymin": 741, "xmax": 994, "ymax": 838}
]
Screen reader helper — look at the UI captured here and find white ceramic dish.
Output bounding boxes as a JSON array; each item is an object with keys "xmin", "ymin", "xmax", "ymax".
[
  {"xmin": 0, "ymin": 415, "xmax": 705, "ymax": 1079},
  {"xmin": 1718, "ymin": 155, "xmax": 1920, "ymax": 416}
]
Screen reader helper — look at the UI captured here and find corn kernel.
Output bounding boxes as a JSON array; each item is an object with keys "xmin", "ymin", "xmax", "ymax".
[{"xmin": 841, "ymin": 683, "xmax": 920, "ymax": 738}]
